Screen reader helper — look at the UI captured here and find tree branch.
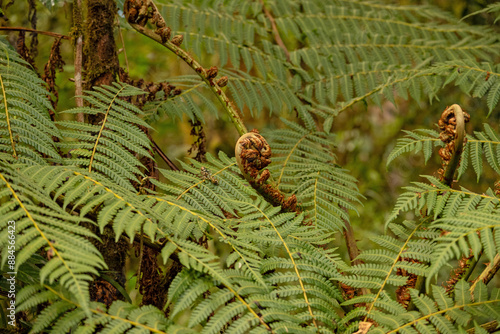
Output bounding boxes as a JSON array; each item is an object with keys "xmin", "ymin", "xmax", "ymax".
[
  {"xmin": 151, "ymin": 139, "xmax": 179, "ymax": 171},
  {"xmin": 73, "ymin": 0, "xmax": 84, "ymax": 122},
  {"xmin": 0, "ymin": 26, "xmax": 69, "ymax": 40}
]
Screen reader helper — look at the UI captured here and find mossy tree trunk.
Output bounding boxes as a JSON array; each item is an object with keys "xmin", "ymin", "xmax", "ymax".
[
  {"xmin": 83, "ymin": 0, "xmax": 127, "ymax": 307},
  {"xmin": 84, "ymin": 0, "xmax": 119, "ymax": 93}
]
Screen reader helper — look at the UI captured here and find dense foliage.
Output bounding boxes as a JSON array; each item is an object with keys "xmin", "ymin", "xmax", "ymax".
[{"xmin": 0, "ymin": 0, "xmax": 500, "ymax": 333}]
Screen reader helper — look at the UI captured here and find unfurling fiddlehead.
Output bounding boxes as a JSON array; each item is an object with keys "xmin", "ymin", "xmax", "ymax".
[
  {"xmin": 124, "ymin": 0, "xmax": 248, "ymax": 136},
  {"xmin": 437, "ymin": 104, "xmax": 470, "ymax": 186},
  {"xmin": 235, "ymin": 130, "xmax": 298, "ymax": 212}
]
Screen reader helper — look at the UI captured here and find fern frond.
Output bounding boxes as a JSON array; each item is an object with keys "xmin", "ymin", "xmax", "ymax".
[
  {"xmin": 386, "ymin": 129, "xmax": 442, "ymax": 167},
  {"xmin": 155, "ymin": 151, "xmax": 256, "ymax": 217},
  {"xmin": 265, "ymin": 119, "xmax": 363, "ymax": 232},
  {"xmin": 428, "ymin": 211, "xmax": 500, "ymax": 279},
  {"xmin": 433, "ymin": 60, "xmax": 500, "ymax": 114},
  {"xmin": 386, "ymin": 175, "xmax": 499, "ymax": 226},
  {"xmin": 340, "ymin": 219, "xmax": 433, "ymax": 323},
  {"xmin": 467, "ymin": 125, "xmax": 500, "ymax": 180},
  {"xmin": 0, "ymin": 163, "xmax": 106, "ymax": 316},
  {"xmin": 57, "ymin": 82, "xmax": 152, "ymax": 192},
  {"xmin": 149, "ymin": 0, "xmax": 500, "ymax": 130},
  {"xmin": 24, "ymin": 165, "xmax": 161, "ymax": 242},
  {"xmin": 463, "ymin": 3, "xmax": 500, "ymax": 23},
  {"xmin": 17, "ymin": 285, "xmax": 170, "ymax": 333},
  {"xmin": 143, "ymin": 78, "xmax": 211, "ymax": 122},
  {"xmin": 383, "ymin": 281, "xmax": 500, "ymax": 333},
  {"xmin": 0, "ymin": 36, "xmax": 61, "ymax": 164}
]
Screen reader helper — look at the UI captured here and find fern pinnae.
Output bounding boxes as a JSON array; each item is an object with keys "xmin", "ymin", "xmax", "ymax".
[
  {"xmin": 169, "ymin": 242, "xmax": 273, "ymax": 332},
  {"xmin": 428, "ymin": 211, "xmax": 500, "ymax": 279},
  {"xmin": 384, "ymin": 283, "xmax": 500, "ymax": 334},
  {"xmin": 0, "ymin": 70, "xmax": 15, "ymax": 157},
  {"xmin": 0, "ymin": 165, "xmax": 105, "ymax": 317},
  {"xmin": 175, "ymin": 161, "xmax": 238, "ymax": 200},
  {"xmin": 150, "ymin": 194, "xmax": 268, "ymax": 288},
  {"xmin": 241, "ymin": 201, "xmax": 319, "ymax": 329},
  {"xmin": 46, "ymin": 286, "xmax": 169, "ymax": 333},
  {"xmin": 357, "ymin": 220, "xmax": 425, "ymax": 322},
  {"xmin": 87, "ymin": 84, "xmax": 126, "ymax": 174}
]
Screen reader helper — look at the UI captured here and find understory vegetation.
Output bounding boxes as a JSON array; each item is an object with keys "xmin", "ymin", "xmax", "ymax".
[{"xmin": 0, "ymin": 0, "xmax": 500, "ymax": 333}]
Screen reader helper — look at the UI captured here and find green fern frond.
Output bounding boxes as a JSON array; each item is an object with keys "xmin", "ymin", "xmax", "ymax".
[
  {"xmin": 17, "ymin": 285, "xmax": 170, "ymax": 333},
  {"xmin": 0, "ymin": 36, "xmax": 61, "ymax": 164},
  {"xmin": 386, "ymin": 129, "xmax": 441, "ymax": 167},
  {"xmin": 466, "ymin": 124, "xmax": 500, "ymax": 180},
  {"xmin": 158, "ymin": 194, "xmax": 345, "ymax": 332},
  {"xmin": 57, "ymin": 82, "xmax": 152, "ymax": 192},
  {"xmin": 143, "ymin": 77, "xmax": 212, "ymax": 122},
  {"xmin": 24, "ymin": 165, "xmax": 160, "ymax": 242},
  {"xmin": 149, "ymin": 0, "xmax": 500, "ymax": 130},
  {"xmin": 155, "ymin": 151, "xmax": 256, "ymax": 217},
  {"xmin": 341, "ymin": 280, "xmax": 500, "ymax": 333},
  {"xmin": 340, "ymin": 219, "xmax": 432, "ymax": 322},
  {"xmin": 388, "ymin": 124, "xmax": 500, "ymax": 184},
  {"xmin": 0, "ymin": 163, "xmax": 106, "ymax": 316},
  {"xmin": 433, "ymin": 60, "xmax": 500, "ymax": 114},
  {"xmin": 386, "ymin": 175, "xmax": 499, "ymax": 226},
  {"xmin": 265, "ymin": 119, "xmax": 363, "ymax": 232},
  {"xmin": 428, "ymin": 211, "xmax": 500, "ymax": 279},
  {"xmin": 381, "ymin": 281, "xmax": 500, "ymax": 334}
]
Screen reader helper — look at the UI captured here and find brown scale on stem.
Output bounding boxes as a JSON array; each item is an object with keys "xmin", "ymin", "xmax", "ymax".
[
  {"xmin": 217, "ymin": 76, "xmax": 228, "ymax": 87},
  {"xmin": 235, "ymin": 130, "xmax": 298, "ymax": 212}
]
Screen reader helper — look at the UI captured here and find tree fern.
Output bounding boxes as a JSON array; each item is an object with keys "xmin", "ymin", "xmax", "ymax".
[{"xmin": 2, "ymin": 0, "xmax": 500, "ymax": 332}]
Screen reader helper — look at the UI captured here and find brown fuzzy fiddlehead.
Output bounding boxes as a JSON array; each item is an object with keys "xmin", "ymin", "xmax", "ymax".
[
  {"xmin": 235, "ymin": 130, "xmax": 298, "ymax": 212},
  {"xmin": 437, "ymin": 104, "xmax": 470, "ymax": 186}
]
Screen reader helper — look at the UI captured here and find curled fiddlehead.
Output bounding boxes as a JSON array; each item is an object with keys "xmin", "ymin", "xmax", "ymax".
[
  {"xmin": 235, "ymin": 130, "xmax": 298, "ymax": 212},
  {"xmin": 437, "ymin": 104, "xmax": 470, "ymax": 186}
]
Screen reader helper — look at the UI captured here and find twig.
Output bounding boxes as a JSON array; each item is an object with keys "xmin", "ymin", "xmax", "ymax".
[
  {"xmin": 0, "ymin": 26, "xmax": 69, "ymax": 40},
  {"xmin": 466, "ymin": 321, "xmax": 499, "ymax": 334},
  {"xmin": 343, "ymin": 217, "xmax": 362, "ymax": 266},
  {"xmin": 117, "ymin": 17, "xmax": 130, "ymax": 72},
  {"xmin": 151, "ymin": 139, "xmax": 179, "ymax": 171},
  {"xmin": 125, "ymin": 0, "xmax": 248, "ymax": 136},
  {"xmin": 73, "ymin": 0, "xmax": 84, "ymax": 122},
  {"xmin": 259, "ymin": 0, "xmax": 290, "ymax": 62},
  {"xmin": 470, "ymin": 253, "xmax": 500, "ymax": 294}
]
